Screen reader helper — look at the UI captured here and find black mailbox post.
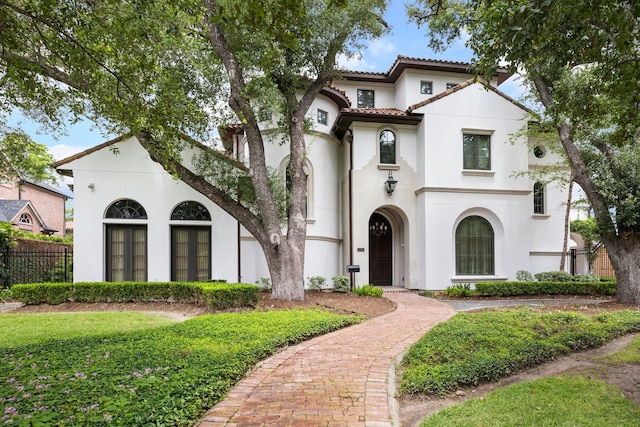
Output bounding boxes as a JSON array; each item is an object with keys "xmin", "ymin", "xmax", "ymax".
[{"xmin": 346, "ymin": 265, "xmax": 360, "ymax": 291}]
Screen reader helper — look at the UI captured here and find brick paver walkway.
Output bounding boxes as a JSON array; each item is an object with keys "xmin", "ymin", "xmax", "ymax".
[{"xmin": 198, "ymin": 291, "xmax": 456, "ymax": 427}]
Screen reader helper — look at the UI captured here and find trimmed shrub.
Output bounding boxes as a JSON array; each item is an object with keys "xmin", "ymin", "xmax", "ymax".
[
  {"xmin": 307, "ymin": 276, "xmax": 327, "ymax": 291},
  {"xmin": 11, "ymin": 281, "xmax": 259, "ymax": 310},
  {"xmin": 445, "ymin": 283, "xmax": 474, "ymax": 297},
  {"xmin": 474, "ymin": 280, "xmax": 617, "ymax": 297},
  {"xmin": 534, "ymin": 271, "xmax": 574, "ymax": 282},
  {"xmin": 332, "ymin": 275, "xmax": 350, "ymax": 293}
]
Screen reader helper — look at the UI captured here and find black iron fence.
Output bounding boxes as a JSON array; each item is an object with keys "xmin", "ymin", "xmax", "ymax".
[{"xmin": 1, "ymin": 247, "xmax": 73, "ymax": 287}]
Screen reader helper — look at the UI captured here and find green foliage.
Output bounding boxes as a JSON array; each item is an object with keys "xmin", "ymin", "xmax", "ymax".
[
  {"xmin": 0, "ymin": 131, "xmax": 57, "ymax": 184},
  {"xmin": 0, "ymin": 309, "xmax": 360, "ymax": 425},
  {"xmin": 307, "ymin": 275, "xmax": 326, "ymax": 291},
  {"xmin": 571, "ymin": 217, "xmax": 600, "ymax": 244},
  {"xmin": 515, "ymin": 270, "xmax": 535, "ymax": 282},
  {"xmin": 0, "ymin": 222, "xmax": 18, "ymax": 285},
  {"xmin": 533, "ymin": 271, "xmax": 574, "ymax": 282},
  {"xmin": 256, "ymin": 277, "xmax": 272, "ymax": 292},
  {"xmin": 332, "ymin": 275, "xmax": 350, "ymax": 293},
  {"xmin": 13, "ymin": 229, "xmax": 73, "ymax": 244},
  {"xmin": 420, "ymin": 375, "xmax": 640, "ymax": 427},
  {"xmin": 601, "ymin": 335, "xmax": 640, "ymax": 366},
  {"xmin": 353, "ymin": 284, "xmax": 383, "ymax": 297},
  {"xmin": 0, "ymin": 287, "xmax": 12, "ymax": 302},
  {"xmin": 10, "ymin": 282, "xmax": 259, "ymax": 310},
  {"xmin": 474, "ymin": 280, "xmax": 617, "ymax": 297},
  {"xmin": 401, "ymin": 308, "xmax": 640, "ymax": 397},
  {"xmin": 445, "ymin": 283, "xmax": 474, "ymax": 297}
]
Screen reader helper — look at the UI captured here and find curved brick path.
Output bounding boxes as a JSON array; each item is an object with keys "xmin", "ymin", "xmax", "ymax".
[{"xmin": 198, "ymin": 291, "xmax": 456, "ymax": 426}]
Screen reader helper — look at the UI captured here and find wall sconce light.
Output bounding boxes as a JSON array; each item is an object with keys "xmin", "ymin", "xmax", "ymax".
[
  {"xmin": 385, "ymin": 171, "xmax": 397, "ymax": 196},
  {"xmin": 87, "ymin": 182, "xmax": 95, "ymax": 190}
]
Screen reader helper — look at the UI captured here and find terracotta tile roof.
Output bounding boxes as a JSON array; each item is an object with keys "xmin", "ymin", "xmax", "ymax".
[
  {"xmin": 340, "ymin": 107, "xmax": 408, "ymax": 116},
  {"xmin": 338, "ymin": 55, "xmax": 510, "ymax": 85}
]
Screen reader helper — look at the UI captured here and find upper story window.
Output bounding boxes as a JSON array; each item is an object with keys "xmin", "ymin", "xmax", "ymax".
[
  {"xmin": 357, "ymin": 89, "xmax": 375, "ymax": 108},
  {"xmin": 463, "ymin": 134, "xmax": 491, "ymax": 170},
  {"xmin": 533, "ymin": 182, "xmax": 545, "ymax": 214},
  {"xmin": 446, "ymin": 82, "xmax": 459, "ymax": 90},
  {"xmin": 420, "ymin": 81, "xmax": 433, "ymax": 95},
  {"xmin": 317, "ymin": 109, "xmax": 328, "ymax": 125},
  {"xmin": 379, "ymin": 130, "xmax": 396, "ymax": 164},
  {"xmin": 171, "ymin": 201, "xmax": 211, "ymax": 221},
  {"xmin": 258, "ymin": 108, "xmax": 272, "ymax": 122},
  {"xmin": 19, "ymin": 213, "xmax": 32, "ymax": 224},
  {"xmin": 533, "ymin": 145, "xmax": 546, "ymax": 158},
  {"xmin": 105, "ymin": 199, "xmax": 148, "ymax": 219}
]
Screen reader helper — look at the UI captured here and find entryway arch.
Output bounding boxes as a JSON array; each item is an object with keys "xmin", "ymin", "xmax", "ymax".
[{"xmin": 368, "ymin": 207, "xmax": 407, "ymax": 287}]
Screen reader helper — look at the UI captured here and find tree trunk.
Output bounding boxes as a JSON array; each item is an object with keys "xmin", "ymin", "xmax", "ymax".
[
  {"xmin": 601, "ymin": 233, "xmax": 640, "ymax": 304},
  {"xmin": 559, "ymin": 177, "xmax": 573, "ymax": 271},
  {"xmin": 263, "ymin": 237, "xmax": 306, "ymax": 301}
]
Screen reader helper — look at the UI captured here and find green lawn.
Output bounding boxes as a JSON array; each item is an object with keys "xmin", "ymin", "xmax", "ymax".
[
  {"xmin": 0, "ymin": 309, "xmax": 360, "ymax": 426},
  {"xmin": 0, "ymin": 312, "xmax": 176, "ymax": 348},
  {"xmin": 420, "ymin": 374, "xmax": 640, "ymax": 427}
]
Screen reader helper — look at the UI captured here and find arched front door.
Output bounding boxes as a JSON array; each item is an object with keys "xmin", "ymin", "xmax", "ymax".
[{"xmin": 369, "ymin": 212, "xmax": 392, "ymax": 286}]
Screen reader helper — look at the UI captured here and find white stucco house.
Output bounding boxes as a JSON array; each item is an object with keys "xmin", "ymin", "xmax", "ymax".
[{"xmin": 55, "ymin": 56, "xmax": 568, "ymax": 290}]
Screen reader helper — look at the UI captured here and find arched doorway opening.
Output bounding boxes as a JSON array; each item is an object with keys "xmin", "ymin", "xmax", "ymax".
[{"xmin": 369, "ymin": 212, "xmax": 393, "ymax": 286}]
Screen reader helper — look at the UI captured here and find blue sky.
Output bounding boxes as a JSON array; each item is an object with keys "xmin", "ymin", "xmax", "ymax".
[{"xmin": 9, "ymin": 0, "xmax": 526, "ymax": 162}]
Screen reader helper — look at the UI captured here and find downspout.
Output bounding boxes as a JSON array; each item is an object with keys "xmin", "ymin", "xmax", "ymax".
[
  {"xmin": 237, "ymin": 220, "xmax": 242, "ymax": 283},
  {"xmin": 347, "ymin": 129, "xmax": 354, "ymax": 267}
]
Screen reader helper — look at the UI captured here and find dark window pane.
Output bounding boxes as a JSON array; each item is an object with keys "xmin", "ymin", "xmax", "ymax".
[
  {"xmin": 463, "ymin": 134, "xmax": 491, "ymax": 170},
  {"xmin": 105, "ymin": 199, "xmax": 147, "ymax": 219},
  {"xmin": 171, "ymin": 201, "xmax": 211, "ymax": 221},
  {"xmin": 106, "ymin": 225, "xmax": 147, "ymax": 281},
  {"xmin": 171, "ymin": 226, "xmax": 211, "ymax": 281},
  {"xmin": 380, "ymin": 130, "xmax": 396, "ymax": 164},
  {"xmin": 455, "ymin": 216, "xmax": 494, "ymax": 275},
  {"xmin": 357, "ymin": 89, "xmax": 375, "ymax": 108},
  {"xmin": 533, "ymin": 182, "xmax": 545, "ymax": 214}
]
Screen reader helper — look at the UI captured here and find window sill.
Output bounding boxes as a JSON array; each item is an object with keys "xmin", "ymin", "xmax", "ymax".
[
  {"xmin": 532, "ymin": 214, "xmax": 550, "ymax": 220},
  {"xmin": 451, "ymin": 275, "xmax": 507, "ymax": 283},
  {"xmin": 378, "ymin": 164, "xmax": 400, "ymax": 171},
  {"xmin": 462, "ymin": 170, "xmax": 495, "ymax": 177},
  {"xmin": 306, "ymin": 219, "xmax": 316, "ymax": 224}
]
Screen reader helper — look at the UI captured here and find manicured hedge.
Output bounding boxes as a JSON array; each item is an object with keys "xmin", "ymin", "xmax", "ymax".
[
  {"xmin": 10, "ymin": 281, "xmax": 259, "ymax": 310},
  {"xmin": 474, "ymin": 280, "xmax": 617, "ymax": 297}
]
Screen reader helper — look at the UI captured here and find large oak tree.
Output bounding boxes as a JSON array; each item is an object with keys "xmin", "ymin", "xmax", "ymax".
[
  {"xmin": 0, "ymin": 0, "xmax": 388, "ymax": 300},
  {"xmin": 408, "ymin": 0, "xmax": 640, "ymax": 302}
]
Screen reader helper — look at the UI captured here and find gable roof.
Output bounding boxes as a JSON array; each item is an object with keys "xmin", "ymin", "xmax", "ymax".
[
  {"xmin": 337, "ymin": 55, "xmax": 511, "ymax": 86},
  {"xmin": 406, "ymin": 78, "xmax": 532, "ymax": 114},
  {"xmin": 0, "ymin": 199, "xmax": 53, "ymax": 232}
]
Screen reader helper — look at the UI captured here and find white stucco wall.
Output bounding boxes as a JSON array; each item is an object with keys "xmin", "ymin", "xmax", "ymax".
[{"xmin": 65, "ymin": 137, "xmax": 239, "ymax": 282}]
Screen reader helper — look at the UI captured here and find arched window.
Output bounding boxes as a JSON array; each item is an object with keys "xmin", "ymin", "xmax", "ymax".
[
  {"xmin": 105, "ymin": 199, "xmax": 147, "ymax": 219},
  {"xmin": 171, "ymin": 201, "xmax": 211, "ymax": 221},
  {"xmin": 19, "ymin": 213, "xmax": 32, "ymax": 224},
  {"xmin": 533, "ymin": 182, "xmax": 545, "ymax": 214},
  {"xmin": 170, "ymin": 201, "xmax": 211, "ymax": 281},
  {"xmin": 380, "ymin": 130, "xmax": 396, "ymax": 164},
  {"xmin": 455, "ymin": 216, "xmax": 494, "ymax": 275},
  {"xmin": 105, "ymin": 199, "xmax": 147, "ymax": 282}
]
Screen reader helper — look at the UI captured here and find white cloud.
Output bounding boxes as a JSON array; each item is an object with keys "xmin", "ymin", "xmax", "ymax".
[
  {"xmin": 48, "ymin": 144, "xmax": 89, "ymax": 161},
  {"xmin": 369, "ymin": 38, "xmax": 396, "ymax": 56},
  {"xmin": 336, "ymin": 52, "xmax": 374, "ymax": 71}
]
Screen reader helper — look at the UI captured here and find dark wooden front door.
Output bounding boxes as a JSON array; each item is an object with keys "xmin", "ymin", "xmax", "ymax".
[{"xmin": 369, "ymin": 213, "xmax": 392, "ymax": 286}]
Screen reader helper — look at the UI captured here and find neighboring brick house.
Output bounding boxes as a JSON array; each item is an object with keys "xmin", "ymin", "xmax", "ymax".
[{"xmin": 0, "ymin": 178, "xmax": 70, "ymax": 236}]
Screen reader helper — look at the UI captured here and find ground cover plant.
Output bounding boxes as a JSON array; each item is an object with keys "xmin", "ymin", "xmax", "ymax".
[
  {"xmin": 400, "ymin": 308, "xmax": 640, "ymax": 396},
  {"xmin": 0, "ymin": 309, "xmax": 360, "ymax": 425},
  {"xmin": 419, "ymin": 374, "xmax": 640, "ymax": 427},
  {"xmin": 0, "ymin": 312, "xmax": 175, "ymax": 348}
]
